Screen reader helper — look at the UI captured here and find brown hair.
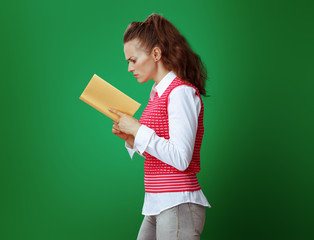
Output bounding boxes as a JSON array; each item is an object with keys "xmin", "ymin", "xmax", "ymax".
[{"xmin": 123, "ymin": 13, "xmax": 209, "ymax": 97}]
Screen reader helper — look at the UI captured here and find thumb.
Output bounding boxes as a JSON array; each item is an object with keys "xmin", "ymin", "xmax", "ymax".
[{"xmin": 108, "ymin": 108, "xmax": 122, "ymax": 116}]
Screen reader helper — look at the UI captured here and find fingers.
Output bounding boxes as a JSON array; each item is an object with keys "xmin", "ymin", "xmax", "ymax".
[
  {"xmin": 112, "ymin": 124, "xmax": 120, "ymax": 131},
  {"xmin": 112, "ymin": 128, "xmax": 120, "ymax": 134},
  {"xmin": 112, "ymin": 125, "xmax": 121, "ymax": 134}
]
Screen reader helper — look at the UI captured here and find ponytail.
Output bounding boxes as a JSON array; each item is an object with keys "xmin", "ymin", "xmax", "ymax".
[{"xmin": 123, "ymin": 13, "xmax": 208, "ymax": 97}]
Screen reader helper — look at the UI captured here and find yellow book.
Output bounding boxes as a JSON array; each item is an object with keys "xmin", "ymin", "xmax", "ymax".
[{"xmin": 79, "ymin": 74, "xmax": 141, "ymax": 121}]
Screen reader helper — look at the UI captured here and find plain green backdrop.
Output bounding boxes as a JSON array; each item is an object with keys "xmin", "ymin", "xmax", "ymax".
[{"xmin": 1, "ymin": 0, "xmax": 313, "ymax": 239}]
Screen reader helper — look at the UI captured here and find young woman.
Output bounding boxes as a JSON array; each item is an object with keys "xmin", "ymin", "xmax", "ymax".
[{"xmin": 108, "ymin": 13, "xmax": 211, "ymax": 240}]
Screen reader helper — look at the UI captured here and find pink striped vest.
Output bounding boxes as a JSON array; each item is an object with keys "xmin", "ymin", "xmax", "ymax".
[{"xmin": 139, "ymin": 77, "xmax": 204, "ymax": 193}]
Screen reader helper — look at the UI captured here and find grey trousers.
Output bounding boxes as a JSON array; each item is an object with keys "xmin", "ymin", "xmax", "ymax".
[{"xmin": 137, "ymin": 203, "xmax": 206, "ymax": 240}]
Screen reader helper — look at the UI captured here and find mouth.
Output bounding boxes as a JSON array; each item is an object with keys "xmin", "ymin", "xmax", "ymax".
[{"xmin": 134, "ymin": 74, "xmax": 139, "ymax": 78}]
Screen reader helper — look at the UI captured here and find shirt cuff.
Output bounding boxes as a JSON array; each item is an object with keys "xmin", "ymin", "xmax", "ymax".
[
  {"xmin": 134, "ymin": 125, "xmax": 155, "ymax": 154},
  {"xmin": 125, "ymin": 141, "xmax": 136, "ymax": 160}
]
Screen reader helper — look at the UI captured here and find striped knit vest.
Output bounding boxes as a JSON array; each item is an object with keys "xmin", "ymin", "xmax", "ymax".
[{"xmin": 139, "ymin": 77, "xmax": 204, "ymax": 193}]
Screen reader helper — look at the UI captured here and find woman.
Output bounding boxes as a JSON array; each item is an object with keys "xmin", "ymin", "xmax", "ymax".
[{"xmin": 108, "ymin": 13, "xmax": 211, "ymax": 240}]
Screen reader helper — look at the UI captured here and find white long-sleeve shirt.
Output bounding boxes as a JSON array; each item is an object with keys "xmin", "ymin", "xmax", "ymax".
[{"xmin": 125, "ymin": 71, "xmax": 211, "ymax": 215}]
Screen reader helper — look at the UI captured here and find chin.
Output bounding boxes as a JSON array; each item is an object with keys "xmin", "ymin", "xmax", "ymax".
[{"xmin": 138, "ymin": 77, "xmax": 149, "ymax": 84}]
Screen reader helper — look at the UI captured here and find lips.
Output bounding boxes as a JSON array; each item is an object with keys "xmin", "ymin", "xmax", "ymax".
[{"xmin": 134, "ymin": 74, "xmax": 139, "ymax": 78}]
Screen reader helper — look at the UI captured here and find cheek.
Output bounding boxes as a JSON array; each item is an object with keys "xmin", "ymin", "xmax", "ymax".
[{"xmin": 139, "ymin": 58, "xmax": 155, "ymax": 73}]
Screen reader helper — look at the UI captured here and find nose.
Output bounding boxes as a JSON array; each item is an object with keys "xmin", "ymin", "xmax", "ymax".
[{"xmin": 128, "ymin": 63, "xmax": 134, "ymax": 72}]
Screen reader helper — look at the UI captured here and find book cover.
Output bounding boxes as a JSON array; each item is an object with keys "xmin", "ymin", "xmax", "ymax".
[{"xmin": 79, "ymin": 74, "xmax": 141, "ymax": 121}]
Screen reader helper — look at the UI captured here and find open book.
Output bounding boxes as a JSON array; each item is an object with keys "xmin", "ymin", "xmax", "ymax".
[{"xmin": 79, "ymin": 74, "xmax": 141, "ymax": 121}]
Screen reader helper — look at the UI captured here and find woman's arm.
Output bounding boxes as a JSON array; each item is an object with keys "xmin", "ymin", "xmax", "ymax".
[
  {"xmin": 134, "ymin": 85, "xmax": 201, "ymax": 171},
  {"xmin": 110, "ymin": 85, "xmax": 201, "ymax": 164}
]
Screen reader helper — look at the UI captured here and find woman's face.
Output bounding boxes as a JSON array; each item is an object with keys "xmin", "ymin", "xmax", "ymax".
[{"xmin": 124, "ymin": 39, "xmax": 157, "ymax": 83}]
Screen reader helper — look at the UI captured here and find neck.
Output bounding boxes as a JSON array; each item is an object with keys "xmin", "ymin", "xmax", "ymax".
[{"xmin": 152, "ymin": 62, "xmax": 171, "ymax": 85}]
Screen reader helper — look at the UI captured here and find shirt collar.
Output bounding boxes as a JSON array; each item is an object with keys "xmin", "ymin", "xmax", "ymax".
[{"xmin": 150, "ymin": 71, "xmax": 177, "ymax": 100}]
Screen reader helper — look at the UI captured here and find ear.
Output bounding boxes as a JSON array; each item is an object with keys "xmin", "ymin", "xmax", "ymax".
[{"xmin": 151, "ymin": 47, "xmax": 162, "ymax": 62}]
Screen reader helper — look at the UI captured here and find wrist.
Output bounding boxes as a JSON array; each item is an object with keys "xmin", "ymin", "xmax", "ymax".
[
  {"xmin": 132, "ymin": 123, "xmax": 142, "ymax": 137},
  {"xmin": 126, "ymin": 135, "xmax": 135, "ymax": 148}
]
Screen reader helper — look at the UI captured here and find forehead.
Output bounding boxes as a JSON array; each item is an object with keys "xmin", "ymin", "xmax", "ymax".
[{"xmin": 124, "ymin": 39, "xmax": 147, "ymax": 59}]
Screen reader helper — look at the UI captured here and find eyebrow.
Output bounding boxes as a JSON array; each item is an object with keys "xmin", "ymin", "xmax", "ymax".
[{"xmin": 126, "ymin": 57, "xmax": 134, "ymax": 61}]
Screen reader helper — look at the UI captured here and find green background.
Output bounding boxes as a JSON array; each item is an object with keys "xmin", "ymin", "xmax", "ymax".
[{"xmin": 1, "ymin": 0, "xmax": 313, "ymax": 239}]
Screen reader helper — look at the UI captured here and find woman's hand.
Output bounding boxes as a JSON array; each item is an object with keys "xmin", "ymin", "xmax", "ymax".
[
  {"xmin": 112, "ymin": 123, "xmax": 135, "ymax": 147},
  {"xmin": 112, "ymin": 123, "xmax": 130, "ymax": 140},
  {"xmin": 108, "ymin": 108, "xmax": 142, "ymax": 137}
]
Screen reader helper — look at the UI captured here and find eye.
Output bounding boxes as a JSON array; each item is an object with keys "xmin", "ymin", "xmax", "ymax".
[{"xmin": 126, "ymin": 58, "xmax": 136, "ymax": 64}]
